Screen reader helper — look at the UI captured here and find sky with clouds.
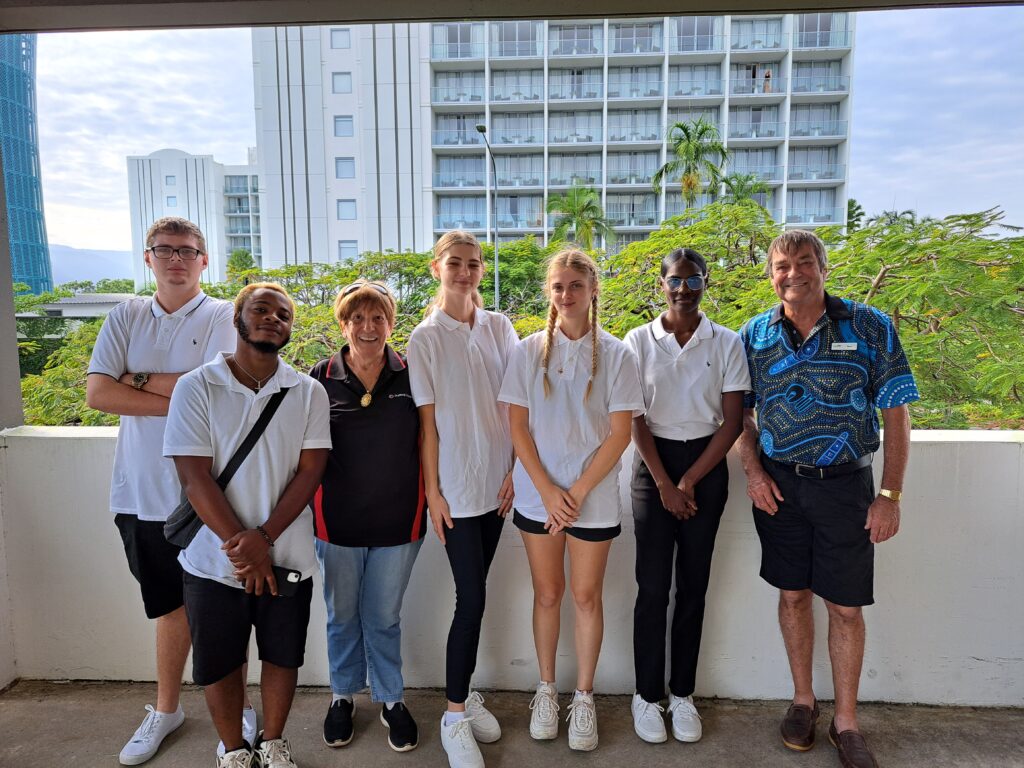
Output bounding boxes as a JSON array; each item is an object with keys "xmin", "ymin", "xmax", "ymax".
[{"xmin": 33, "ymin": 7, "xmax": 1024, "ymax": 252}]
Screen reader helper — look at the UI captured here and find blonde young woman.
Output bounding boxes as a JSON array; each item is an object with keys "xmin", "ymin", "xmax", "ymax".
[
  {"xmin": 497, "ymin": 249, "xmax": 644, "ymax": 752},
  {"xmin": 406, "ymin": 231, "xmax": 518, "ymax": 768}
]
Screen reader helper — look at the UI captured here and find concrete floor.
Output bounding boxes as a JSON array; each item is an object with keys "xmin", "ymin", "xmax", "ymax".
[{"xmin": 0, "ymin": 680, "xmax": 1021, "ymax": 767}]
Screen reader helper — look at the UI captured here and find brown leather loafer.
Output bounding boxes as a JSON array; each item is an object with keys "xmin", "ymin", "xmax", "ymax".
[
  {"xmin": 780, "ymin": 701, "xmax": 819, "ymax": 751},
  {"xmin": 829, "ymin": 720, "xmax": 880, "ymax": 768}
]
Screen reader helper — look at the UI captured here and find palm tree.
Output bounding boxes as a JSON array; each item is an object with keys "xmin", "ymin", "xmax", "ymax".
[
  {"xmin": 846, "ymin": 198, "xmax": 865, "ymax": 231},
  {"xmin": 722, "ymin": 172, "xmax": 769, "ymax": 204},
  {"xmin": 653, "ymin": 118, "xmax": 728, "ymax": 212},
  {"xmin": 545, "ymin": 184, "xmax": 615, "ymax": 250}
]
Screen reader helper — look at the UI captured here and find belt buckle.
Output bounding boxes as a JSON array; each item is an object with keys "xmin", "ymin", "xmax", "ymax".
[{"xmin": 794, "ymin": 463, "xmax": 823, "ymax": 479}]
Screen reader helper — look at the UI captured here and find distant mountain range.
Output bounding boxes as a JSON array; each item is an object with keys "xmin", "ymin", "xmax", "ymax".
[{"xmin": 49, "ymin": 244, "xmax": 134, "ymax": 284}]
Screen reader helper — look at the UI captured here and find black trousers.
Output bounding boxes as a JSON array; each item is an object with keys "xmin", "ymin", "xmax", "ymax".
[
  {"xmin": 631, "ymin": 435, "xmax": 729, "ymax": 702},
  {"xmin": 443, "ymin": 510, "xmax": 505, "ymax": 703}
]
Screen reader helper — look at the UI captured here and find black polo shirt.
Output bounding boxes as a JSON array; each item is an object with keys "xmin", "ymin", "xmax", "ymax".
[{"xmin": 309, "ymin": 345, "xmax": 426, "ymax": 547}]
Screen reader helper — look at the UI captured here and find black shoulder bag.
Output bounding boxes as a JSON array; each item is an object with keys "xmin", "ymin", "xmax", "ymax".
[{"xmin": 164, "ymin": 387, "xmax": 290, "ymax": 548}]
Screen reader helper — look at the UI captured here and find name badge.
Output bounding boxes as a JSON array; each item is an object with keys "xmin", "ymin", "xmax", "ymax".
[{"xmin": 831, "ymin": 342, "xmax": 858, "ymax": 351}]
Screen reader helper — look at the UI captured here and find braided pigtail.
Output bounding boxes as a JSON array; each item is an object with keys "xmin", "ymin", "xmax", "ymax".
[
  {"xmin": 541, "ymin": 302, "xmax": 558, "ymax": 398},
  {"xmin": 585, "ymin": 294, "xmax": 599, "ymax": 402}
]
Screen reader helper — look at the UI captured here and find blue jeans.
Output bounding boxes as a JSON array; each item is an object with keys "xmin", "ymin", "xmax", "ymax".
[{"xmin": 315, "ymin": 538, "xmax": 423, "ymax": 702}]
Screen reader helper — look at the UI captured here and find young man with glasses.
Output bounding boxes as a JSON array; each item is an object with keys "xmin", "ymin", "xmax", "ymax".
[{"xmin": 87, "ymin": 217, "xmax": 242, "ymax": 765}]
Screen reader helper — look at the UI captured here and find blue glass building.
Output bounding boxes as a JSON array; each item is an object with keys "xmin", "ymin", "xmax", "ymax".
[{"xmin": 1, "ymin": 33, "xmax": 52, "ymax": 294}]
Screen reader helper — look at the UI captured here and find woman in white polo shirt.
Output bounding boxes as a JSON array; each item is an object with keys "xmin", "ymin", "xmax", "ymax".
[
  {"xmin": 407, "ymin": 230, "xmax": 518, "ymax": 768},
  {"xmin": 498, "ymin": 249, "xmax": 645, "ymax": 753},
  {"xmin": 623, "ymin": 247, "xmax": 750, "ymax": 746}
]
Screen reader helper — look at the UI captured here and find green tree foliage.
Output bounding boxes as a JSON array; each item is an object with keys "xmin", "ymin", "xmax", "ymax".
[
  {"xmin": 846, "ymin": 198, "xmax": 865, "ymax": 231},
  {"xmin": 722, "ymin": 172, "xmax": 769, "ymax": 204},
  {"xmin": 226, "ymin": 248, "xmax": 257, "ymax": 282},
  {"xmin": 653, "ymin": 118, "xmax": 728, "ymax": 211},
  {"xmin": 545, "ymin": 184, "xmax": 615, "ymax": 250}
]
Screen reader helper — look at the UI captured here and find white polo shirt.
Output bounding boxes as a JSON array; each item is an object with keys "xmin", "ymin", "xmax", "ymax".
[
  {"xmin": 163, "ymin": 353, "xmax": 332, "ymax": 588},
  {"xmin": 407, "ymin": 308, "xmax": 518, "ymax": 518},
  {"xmin": 498, "ymin": 328, "xmax": 645, "ymax": 529},
  {"xmin": 624, "ymin": 312, "xmax": 751, "ymax": 441},
  {"xmin": 87, "ymin": 292, "xmax": 236, "ymax": 521}
]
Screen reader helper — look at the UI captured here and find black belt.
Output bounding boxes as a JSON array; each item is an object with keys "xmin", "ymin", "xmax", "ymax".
[{"xmin": 762, "ymin": 452, "xmax": 873, "ymax": 479}]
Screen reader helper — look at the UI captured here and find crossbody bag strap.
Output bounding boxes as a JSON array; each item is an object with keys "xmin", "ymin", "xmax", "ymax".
[{"xmin": 215, "ymin": 386, "xmax": 290, "ymax": 490}]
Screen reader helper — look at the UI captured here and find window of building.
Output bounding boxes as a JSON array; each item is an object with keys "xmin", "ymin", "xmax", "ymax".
[
  {"xmin": 166, "ymin": 196, "xmax": 177, "ymax": 206},
  {"xmin": 607, "ymin": 66, "xmax": 663, "ymax": 98},
  {"xmin": 431, "ymin": 22, "xmax": 485, "ymax": 58},
  {"xmin": 610, "ymin": 21, "xmax": 663, "ymax": 54},
  {"xmin": 165, "ymin": 175, "xmax": 175, "ymax": 186},
  {"xmin": 330, "ymin": 28, "xmax": 351, "ymax": 49},
  {"xmin": 334, "ymin": 115, "xmax": 354, "ymax": 137},
  {"xmin": 548, "ymin": 23, "xmax": 603, "ymax": 55},
  {"xmin": 338, "ymin": 240, "xmax": 358, "ymax": 260},
  {"xmin": 335, "ymin": 157, "xmax": 356, "ymax": 179},
  {"xmin": 490, "ymin": 21, "xmax": 542, "ymax": 57},
  {"xmin": 673, "ymin": 16, "xmax": 723, "ymax": 51},
  {"xmin": 337, "ymin": 199, "xmax": 357, "ymax": 219},
  {"xmin": 332, "ymin": 72, "xmax": 353, "ymax": 94}
]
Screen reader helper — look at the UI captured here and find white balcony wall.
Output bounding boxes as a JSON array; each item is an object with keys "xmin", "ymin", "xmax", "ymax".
[{"xmin": 0, "ymin": 428, "xmax": 1022, "ymax": 705}]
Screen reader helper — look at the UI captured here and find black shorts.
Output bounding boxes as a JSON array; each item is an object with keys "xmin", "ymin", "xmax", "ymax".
[
  {"xmin": 114, "ymin": 513, "xmax": 185, "ymax": 619},
  {"xmin": 513, "ymin": 510, "xmax": 621, "ymax": 542},
  {"xmin": 182, "ymin": 571, "xmax": 314, "ymax": 686},
  {"xmin": 752, "ymin": 459, "xmax": 875, "ymax": 607}
]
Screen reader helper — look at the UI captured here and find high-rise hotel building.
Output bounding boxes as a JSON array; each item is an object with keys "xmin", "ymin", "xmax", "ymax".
[{"xmin": 253, "ymin": 14, "xmax": 854, "ymax": 265}]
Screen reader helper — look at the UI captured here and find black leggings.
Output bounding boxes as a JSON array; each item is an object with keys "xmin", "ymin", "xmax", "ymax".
[
  {"xmin": 443, "ymin": 510, "xmax": 505, "ymax": 703},
  {"xmin": 631, "ymin": 435, "xmax": 729, "ymax": 702}
]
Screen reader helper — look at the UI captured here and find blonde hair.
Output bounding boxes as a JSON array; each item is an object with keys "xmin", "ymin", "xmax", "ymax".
[
  {"xmin": 426, "ymin": 230, "xmax": 485, "ymax": 315},
  {"xmin": 333, "ymin": 280, "xmax": 396, "ymax": 328},
  {"xmin": 541, "ymin": 248, "xmax": 600, "ymax": 401},
  {"xmin": 145, "ymin": 216, "xmax": 207, "ymax": 254},
  {"xmin": 233, "ymin": 282, "xmax": 295, "ymax": 325}
]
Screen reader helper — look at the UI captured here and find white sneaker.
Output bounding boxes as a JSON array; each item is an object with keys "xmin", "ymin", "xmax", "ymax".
[
  {"xmin": 119, "ymin": 704, "xmax": 185, "ymax": 765},
  {"xmin": 255, "ymin": 736, "xmax": 298, "ymax": 768},
  {"xmin": 217, "ymin": 745, "xmax": 254, "ymax": 768},
  {"xmin": 440, "ymin": 715, "xmax": 484, "ymax": 768},
  {"xmin": 631, "ymin": 693, "xmax": 667, "ymax": 743},
  {"xmin": 668, "ymin": 694, "xmax": 703, "ymax": 742},
  {"xmin": 528, "ymin": 682, "xmax": 559, "ymax": 740},
  {"xmin": 566, "ymin": 691, "xmax": 598, "ymax": 751},
  {"xmin": 217, "ymin": 707, "xmax": 259, "ymax": 757},
  {"xmin": 464, "ymin": 690, "xmax": 501, "ymax": 743}
]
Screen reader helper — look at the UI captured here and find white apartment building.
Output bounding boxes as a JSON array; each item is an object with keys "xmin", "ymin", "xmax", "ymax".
[
  {"xmin": 126, "ymin": 148, "xmax": 262, "ymax": 288},
  {"xmin": 253, "ymin": 14, "xmax": 854, "ymax": 264}
]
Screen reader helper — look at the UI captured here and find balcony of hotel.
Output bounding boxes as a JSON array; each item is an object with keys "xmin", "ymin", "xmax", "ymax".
[
  {"xmin": 729, "ymin": 31, "xmax": 788, "ymax": 60},
  {"xmin": 432, "ymin": 171, "xmax": 485, "ymax": 189},
  {"xmin": 547, "ymin": 129, "xmax": 602, "ymax": 146},
  {"xmin": 792, "ymin": 29, "xmax": 854, "ymax": 59},
  {"xmin": 729, "ymin": 78, "xmax": 787, "ymax": 104},
  {"xmin": 547, "ymin": 171, "xmax": 601, "ymax": 187},
  {"xmin": 489, "ymin": 85, "xmax": 542, "ymax": 104},
  {"xmin": 727, "ymin": 121, "xmax": 786, "ymax": 144},
  {"xmin": 606, "ymin": 82, "xmax": 664, "ymax": 103},
  {"xmin": 787, "ymin": 163, "xmax": 846, "ymax": 183},
  {"xmin": 547, "ymin": 30, "xmax": 604, "ymax": 60},
  {"xmin": 490, "ymin": 128, "xmax": 544, "ymax": 147},
  {"xmin": 496, "ymin": 212, "xmax": 545, "ymax": 229},
  {"xmin": 788, "ymin": 119, "xmax": 848, "ymax": 143},
  {"xmin": 606, "ymin": 169, "xmax": 656, "ymax": 186},
  {"xmin": 790, "ymin": 75, "xmax": 851, "ymax": 102},
  {"xmin": 489, "ymin": 39, "xmax": 543, "ymax": 59},
  {"xmin": 223, "ymin": 182, "xmax": 249, "ymax": 194},
  {"xmin": 224, "ymin": 225, "xmax": 252, "ymax": 235},
  {"xmin": 607, "ymin": 128, "xmax": 662, "ymax": 148},
  {"xmin": 607, "ymin": 34, "xmax": 664, "ymax": 58},
  {"xmin": 433, "ymin": 214, "xmax": 485, "ymax": 230},
  {"xmin": 225, "ymin": 205, "xmax": 251, "ymax": 215},
  {"xmin": 669, "ymin": 33, "xmax": 726, "ymax": 56},
  {"xmin": 785, "ymin": 206, "xmax": 845, "ymax": 224},
  {"xmin": 737, "ymin": 165, "xmax": 784, "ymax": 183},
  {"xmin": 607, "ymin": 208, "xmax": 659, "ymax": 227},
  {"xmin": 431, "ymin": 129, "xmax": 484, "ymax": 148},
  {"xmin": 430, "ymin": 85, "xmax": 486, "ymax": 105},
  {"xmin": 547, "ymin": 80, "xmax": 604, "ymax": 103},
  {"xmin": 494, "ymin": 173, "xmax": 543, "ymax": 189},
  {"xmin": 430, "ymin": 41, "xmax": 485, "ymax": 61}
]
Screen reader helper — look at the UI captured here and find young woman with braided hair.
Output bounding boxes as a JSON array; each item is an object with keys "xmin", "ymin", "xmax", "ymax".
[{"xmin": 498, "ymin": 249, "xmax": 644, "ymax": 752}]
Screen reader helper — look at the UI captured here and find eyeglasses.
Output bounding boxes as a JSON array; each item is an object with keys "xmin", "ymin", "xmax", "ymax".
[
  {"xmin": 147, "ymin": 245, "xmax": 203, "ymax": 260},
  {"xmin": 341, "ymin": 280, "xmax": 390, "ymax": 297},
  {"xmin": 665, "ymin": 275, "xmax": 706, "ymax": 291}
]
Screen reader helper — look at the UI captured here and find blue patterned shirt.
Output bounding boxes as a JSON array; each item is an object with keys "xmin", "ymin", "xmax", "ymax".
[{"xmin": 740, "ymin": 294, "xmax": 919, "ymax": 465}]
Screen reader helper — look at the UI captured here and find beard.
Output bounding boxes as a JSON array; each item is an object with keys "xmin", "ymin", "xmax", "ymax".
[{"xmin": 237, "ymin": 315, "xmax": 291, "ymax": 353}]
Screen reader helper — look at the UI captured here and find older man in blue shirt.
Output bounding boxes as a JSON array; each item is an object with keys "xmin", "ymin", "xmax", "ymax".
[{"xmin": 738, "ymin": 230, "xmax": 918, "ymax": 768}]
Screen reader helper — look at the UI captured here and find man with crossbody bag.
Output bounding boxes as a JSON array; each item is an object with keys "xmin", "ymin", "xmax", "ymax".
[{"xmin": 164, "ymin": 283, "xmax": 331, "ymax": 768}]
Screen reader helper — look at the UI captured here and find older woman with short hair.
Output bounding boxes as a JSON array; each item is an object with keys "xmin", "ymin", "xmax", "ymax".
[{"xmin": 309, "ymin": 280, "xmax": 426, "ymax": 753}]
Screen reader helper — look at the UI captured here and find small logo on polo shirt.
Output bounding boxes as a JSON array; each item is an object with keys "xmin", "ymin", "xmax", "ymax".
[{"xmin": 389, "ymin": 393, "xmax": 413, "ymax": 399}]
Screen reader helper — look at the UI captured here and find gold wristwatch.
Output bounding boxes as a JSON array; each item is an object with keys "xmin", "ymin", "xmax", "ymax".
[
  {"xmin": 878, "ymin": 488, "xmax": 902, "ymax": 502},
  {"xmin": 132, "ymin": 372, "xmax": 150, "ymax": 390}
]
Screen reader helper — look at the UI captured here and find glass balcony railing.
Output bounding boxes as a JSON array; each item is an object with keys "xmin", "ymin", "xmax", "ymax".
[
  {"xmin": 787, "ymin": 164, "xmax": 846, "ymax": 181},
  {"xmin": 496, "ymin": 213, "xmax": 545, "ymax": 228},
  {"xmin": 733, "ymin": 165, "xmax": 783, "ymax": 181},
  {"xmin": 490, "ymin": 40, "xmax": 543, "ymax": 57},
  {"xmin": 607, "ymin": 128, "xmax": 661, "ymax": 142},
  {"xmin": 789, "ymin": 120, "xmax": 848, "ymax": 138},
  {"xmin": 606, "ymin": 170, "xmax": 656, "ymax": 184},
  {"xmin": 607, "ymin": 83, "xmax": 664, "ymax": 99},
  {"xmin": 794, "ymin": 30, "xmax": 853, "ymax": 49},
  {"xmin": 548, "ymin": 38, "xmax": 603, "ymax": 56},
  {"xmin": 548, "ymin": 81, "xmax": 604, "ymax": 100},
  {"xmin": 730, "ymin": 32, "xmax": 786, "ymax": 51},
  {"xmin": 432, "ymin": 130, "xmax": 484, "ymax": 146},
  {"xmin": 607, "ymin": 209, "xmax": 659, "ymax": 226},
  {"xmin": 548, "ymin": 172, "xmax": 601, "ymax": 186},
  {"xmin": 670, "ymin": 34, "xmax": 726, "ymax": 53},
  {"xmin": 434, "ymin": 214, "xmax": 486, "ymax": 229},
  {"xmin": 495, "ymin": 173, "xmax": 543, "ymax": 187},
  {"xmin": 431, "ymin": 86, "xmax": 486, "ymax": 104},
  {"xmin": 431, "ymin": 42, "xmax": 485, "ymax": 60},
  {"xmin": 728, "ymin": 121, "xmax": 785, "ymax": 139},
  {"xmin": 490, "ymin": 86, "xmax": 542, "ymax": 102},
  {"xmin": 492, "ymin": 128, "xmax": 544, "ymax": 145},
  {"xmin": 730, "ymin": 77, "xmax": 787, "ymax": 95},
  {"xmin": 791, "ymin": 75, "xmax": 850, "ymax": 93},
  {"xmin": 225, "ymin": 207, "xmax": 251, "ymax": 215},
  {"xmin": 224, "ymin": 185, "xmax": 249, "ymax": 194},
  {"xmin": 668, "ymin": 79, "xmax": 723, "ymax": 97},
  {"xmin": 785, "ymin": 207, "xmax": 844, "ymax": 224},
  {"xmin": 225, "ymin": 226, "xmax": 252, "ymax": 235},
  {"xmin": 548, "ymin": 130, "xmax": 602, "ymax": 143},
  {"xmin": 433, "ymin": 172, "xmax": 485, "ymax": 188},
  {"xmin": 609, "ymin": 36, "xmax": 664, "ymax": 55}
]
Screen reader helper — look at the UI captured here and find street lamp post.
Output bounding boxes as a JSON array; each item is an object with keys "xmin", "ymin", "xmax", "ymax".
[{"xmin": 476, "ymin": 123, "xmax": 500, "ymax": 310}]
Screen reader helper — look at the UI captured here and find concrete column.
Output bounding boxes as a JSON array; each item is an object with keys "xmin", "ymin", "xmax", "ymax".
[{"xmin": 0, "ymin": 143, "xmax": 26, "ymax": 429}]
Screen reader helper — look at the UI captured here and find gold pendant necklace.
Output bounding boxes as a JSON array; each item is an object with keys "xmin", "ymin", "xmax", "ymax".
[{"xmin": 360, "ymin": 392, "xmax": 372, "ymax": 408}]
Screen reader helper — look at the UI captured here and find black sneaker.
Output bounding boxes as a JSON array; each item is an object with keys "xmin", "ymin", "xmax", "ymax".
[
  {"xmin": 323, "ymin": 698, "xmax": 355, "ymax": 747},
  {"xmin": 380, "ymin": 702, "xmax": 419, "ymax": 752}
]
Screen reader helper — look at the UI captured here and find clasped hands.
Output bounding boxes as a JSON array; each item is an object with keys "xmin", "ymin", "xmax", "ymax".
[
  {"xmin": 222, "ymin": 529, "xmax": 278, "ymax": 596},
  {"xmin": 657, "ymin": 475, "xmax": 698, "ymax": 520},
  {"xmin": 541, "ymin": 480, "xmax": 592, "ymax": 533}
]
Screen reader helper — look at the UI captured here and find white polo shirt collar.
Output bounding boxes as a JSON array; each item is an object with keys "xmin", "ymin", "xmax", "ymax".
[
  {"xmin": 652, "ymin": 311, "xmax": 712, "ymax": 355},
  {"xmin": 431, "ymin": 306, "xmax": 491, "ymax": 331},
  {"xmin": 150, "ymin": 290, "xmax": 209, "ymax": 319},
  {"xmin": 206, "ymin": 351, "xmax": 302, "ymax": 396}
]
